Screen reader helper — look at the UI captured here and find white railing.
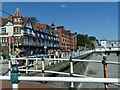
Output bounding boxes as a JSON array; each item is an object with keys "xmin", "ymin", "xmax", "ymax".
[
  {"xmin": 0, "ymin": 50, "xmax": 120, "ymax": 90},
  {"xmin": 0, "ymin": 76, "xmax": 118, "ymax": 83}
]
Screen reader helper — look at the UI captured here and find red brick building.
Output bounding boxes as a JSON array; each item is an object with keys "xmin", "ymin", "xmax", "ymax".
[{"xmin": 51, "ymin": 23, "xmax": 77, "ymax": 52}]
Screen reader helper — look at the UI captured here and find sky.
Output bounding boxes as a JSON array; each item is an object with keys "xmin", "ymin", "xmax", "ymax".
[{"xmin": 1, "ymin": 2, "xmax": 118, "ymax": 41}]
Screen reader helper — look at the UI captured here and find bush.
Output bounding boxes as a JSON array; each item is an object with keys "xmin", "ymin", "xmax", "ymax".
[{"xmin": 2, "ymin": 53, "xmax": 10, "ymax": 59}]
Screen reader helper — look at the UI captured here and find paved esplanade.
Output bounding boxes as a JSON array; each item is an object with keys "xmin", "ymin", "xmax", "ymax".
[
  {"xmin": 79, "ymin": 53, "xmax": 119, "ymax": 89},
  {"xmin": 0, "ymin": 61, "xmax": 9, "ymax": 76}
]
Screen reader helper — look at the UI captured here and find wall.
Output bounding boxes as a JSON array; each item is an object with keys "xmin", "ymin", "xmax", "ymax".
[{"xmin": 47, "ymin": 53, "xmax": 93, "ymax": 88}]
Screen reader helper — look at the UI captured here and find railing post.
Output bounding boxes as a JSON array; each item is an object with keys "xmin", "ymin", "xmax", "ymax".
[
  {"xmin": 26, "ymin": 58, "xmax": 28, "ymax": 74},
  {"xmin": 36, "ymin": 58, "xmax": 38, "ymax": 70},
  {"xmin": 41, "ymin": 57, "xmax": 45, "ymax": 77},
  {"xmin": 102, "ymin": 56, "xmax": 108, "ymax": 90},
  {"xmin": 69, "ymin": 56, "xmax": 74, "ymax": 88},
  {"xmin": 11, "ymin": 64, "xmax": 19, "ymax": 90},
  {"xmin": 48, "ymin": 56, "xmax": 51, "ymax": 66},
  {"xmin": 48, "ymin": 59, "xmax": 52, "ymax": 66}
]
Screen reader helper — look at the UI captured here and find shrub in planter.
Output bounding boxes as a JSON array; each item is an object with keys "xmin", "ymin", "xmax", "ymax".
[{"xmin": 2, "ymin": 53, "xmax": 9, "ymax": 59}]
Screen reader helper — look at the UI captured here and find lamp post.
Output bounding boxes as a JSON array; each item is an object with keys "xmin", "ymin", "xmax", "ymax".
[
  {"xmin": 44, "ymin": 46, "xmax": 47, "ymax": 57},
  {"xmin": 12, "ymin": 35, "xmax": 14, "ymax": 56},
  {"xmin": 73, "ymin": 36, "xmax": 75, "ymax": 57},
  {"xmin": 1, "ymin": 49, "xmax": 3, "ymax": 61},
  {"xmin": 8, "ymin": 36, "xmax": 11, "ymax": 57}
]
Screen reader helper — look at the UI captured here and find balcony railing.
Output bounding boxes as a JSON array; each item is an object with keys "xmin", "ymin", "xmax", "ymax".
[
  {"xmin": 0, "ymin": 33, "xmax": 8, "ymax": 35},
  {"xmin": 13, "ymin": 32, "xmax": 21, "ymax": 34},
  {"xmin": 24, "ymin": 41, "xmax": 28, "ymax": 45},
  {"xmin": 0, "ymin": 43, "xmax": 8, "ymax": 46}
]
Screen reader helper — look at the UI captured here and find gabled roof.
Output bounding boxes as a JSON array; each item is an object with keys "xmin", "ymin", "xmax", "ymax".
[
  {"xmin": 22, "ymin": 17, "xmax": 29, "ymax": 27},
  {"xmin": 56, "ymin": 26, "xmax": 64, "ymax": 29},
  {"xmin": 39, "ymin": 24, "xmax": 48, "ymax": 32},
  {"xmin": 0, "ymin": 15, "xmax": 29, "ymax": 27},
  {"xmin": 33, "ymin": 21, "xmax": 41, "ymax": 31},
  {"xmin": 0, "ymin": 18, "xmax": 9, "ymax": 26},
  {"xmin": 8, "ymin": 16, "xmax": 13, "ymax": 21},
  {"xmin": 100, "ymin": 37, "xmax": 106, "ymax": 41},
  {"xmin": 51, "ymin": 22, "xmax": 55, "ymax": 27}
]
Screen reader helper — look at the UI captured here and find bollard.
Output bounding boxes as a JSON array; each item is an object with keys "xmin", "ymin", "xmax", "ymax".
[
  {"xmin": 11, "ymin": 64, "xmax": 19, "ymax": 90},
  {"xmin": 102, "ymin": 56, "xmax": 108, "ymax": 90},
  {"xmin": 117, "ymin": 52, "xmax": 119, "ymax": 56},
  {"xmin": 41, "ymin": 57, "xmax": 45, "ymax": 77},
  {"xmin": 1, "ymin": 56, "xmax": 3, "ymax": 61},
  {"xmin": 69, "ymin": 56, "xmax": 74, "ymax": 88},
  {"xmin": 26, "ymin": 59, "xmax": 28, "ymax": 74},
  {"xmin": 48, "ymin": 60, "xmax": 51, "ymax": 66},
  {"xmin": 58, "ymin": 60, "xmax": 60, "ymax": 63},
  {"xmin": 36, "ymin": 58, "xmax": 38, "ymax": 70},
  {"xmin": 54, "ymin": 60, "xmax": 56, "ymax": 64}
]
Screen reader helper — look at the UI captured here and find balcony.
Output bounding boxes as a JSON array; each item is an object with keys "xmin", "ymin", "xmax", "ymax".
[
  {"xmin": 29, "ymin": 42, "xmax": 33, "ymax": 45},
  {"xmin": 0, "ymin": 33, "xmax": 8, "ymax": 35},
  {"xmin": 0, "ymin": 42, "xmax": 8, "ymax": 46},
  {"xmin": 24, "ymin": 41, "xmax": 28, "ymax": 45},
  {"xmin": 13, "ymin": 32, "xmax": 21, "ymax": 34}
]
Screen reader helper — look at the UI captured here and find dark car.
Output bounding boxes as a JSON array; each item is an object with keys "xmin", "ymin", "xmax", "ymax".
[{"xmin": 19, "ymin": 51, "xmax": 31, "ymax": 64}]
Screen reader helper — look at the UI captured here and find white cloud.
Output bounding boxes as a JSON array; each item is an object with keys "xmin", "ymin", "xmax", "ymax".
[
  {"xmin": 60, "ymin": 4, "xmax": 67, "ymax": 8},
  {"xmin": 103, "ymin": 21, "xmax": 111, "ymax": 25}
]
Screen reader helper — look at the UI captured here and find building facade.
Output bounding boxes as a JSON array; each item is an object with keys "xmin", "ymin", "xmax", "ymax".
[
  {"xmin": 0, "ymin": 8, "xmax": 60, "ymax": 56},
  {"xmin": 51, "ymin": 24, "xmax": 77, "ymax": 52},
  {"xmin": 100, "ymin": 37, "xmax": 119, "ymax": 50},
  {"xmin": 0, "ymin": 8, "xmax": 77, "ymax": 57}
]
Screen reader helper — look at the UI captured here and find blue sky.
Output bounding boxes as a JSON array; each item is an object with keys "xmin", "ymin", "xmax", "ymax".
[{"xmin": 2, "ymin": 2, "xmax": 118, "ymax": 41}]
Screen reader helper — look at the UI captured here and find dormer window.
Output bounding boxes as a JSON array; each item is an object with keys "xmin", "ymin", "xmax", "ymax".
[
  {"xmin": 14, "ymin": 18, "xmax": 17, "ymax": 22},
  {"xmin": 18, "ymin": 18, "xmax": 20, "ymax": 21}
]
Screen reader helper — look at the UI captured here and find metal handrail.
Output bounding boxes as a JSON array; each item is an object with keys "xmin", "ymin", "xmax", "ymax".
[
  {"xmin": 10, "ymin": 58, "xmax": 120, "ymax": 65},
  {"xmin": 0, "ymin": 76, "xmax": 119, "ymax": 83}
]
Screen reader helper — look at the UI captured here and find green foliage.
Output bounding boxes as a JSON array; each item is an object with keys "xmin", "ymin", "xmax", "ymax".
[
  {"xmin": 77, "ymin": 34, "xmax": 98, "ymax": 49},
  {"xmin": 2, "ymin": 52, "xmax": 10, "ymax": 59},
  {"xmin": 25, "ymin": 47, "xmax": 30, "ymax": 51},
  {"xmin": 35, "ymin": 48, "xmax": 39, "ymax": 54},
  {"xmin": 89, "ymin": 36, "xmax": 96, "ymax": 41}
]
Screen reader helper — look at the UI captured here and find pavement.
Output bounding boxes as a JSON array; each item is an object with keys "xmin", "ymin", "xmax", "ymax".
[
  {"xmin": 79, "ymin": 53, "xmax": 119, "ymax": 89},
  {"xmin": 1, "ymin": 80, "xmax": 66, "ymax": 90},
  {"xmin": 0, "ymin": 59, "xmax": 8, "ymax": 64},
  {"xmin": 0, "ymin": 63, "xmax": 9, "ymax": 76}
]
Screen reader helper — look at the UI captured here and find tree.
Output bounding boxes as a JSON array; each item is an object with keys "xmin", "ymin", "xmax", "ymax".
[{"xmin": 77, "ymin": 34, "xmax": 98, "ymax": 49}]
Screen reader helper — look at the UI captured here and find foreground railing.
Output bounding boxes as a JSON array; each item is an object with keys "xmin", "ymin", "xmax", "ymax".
[
  {"xmin": 0, "ymin": 76, "xmax": 119, "ymax": 87},
  {"xmin": 0, "ymin": 54, "xmax": 120, "ymax": 90}
]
